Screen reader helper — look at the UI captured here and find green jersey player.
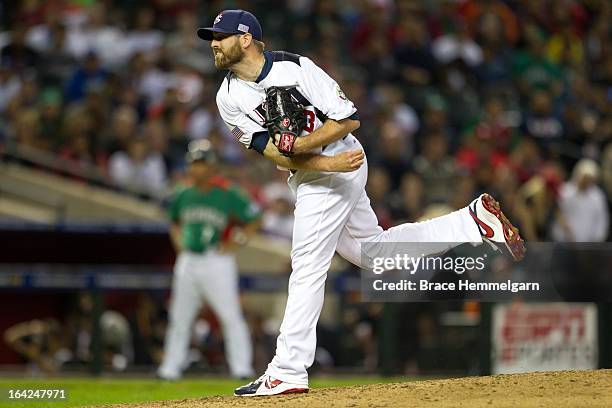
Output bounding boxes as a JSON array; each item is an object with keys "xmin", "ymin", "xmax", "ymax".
[{"xmin": 158, "ymin": 140, "xmax": 261, "ymax": 380}]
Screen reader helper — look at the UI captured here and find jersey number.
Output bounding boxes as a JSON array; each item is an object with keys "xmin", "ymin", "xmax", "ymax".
[
  {"xmin": 201, "ymin": 225, "xmax": 215, "ymax": 246},
  {"xmin": 304, "ymin": 110, "xmax": 315, "ymax": 133}
]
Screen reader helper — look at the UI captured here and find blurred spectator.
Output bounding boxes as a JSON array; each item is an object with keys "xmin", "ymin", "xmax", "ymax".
[
  {"xmin": 77, "ymin": 84, "xmax": 110, "ymax": 143},
  {"xmin": 432, "ymin": 19, "xmax": 483, "ymax": 68},
  {"xmin": 375, "ymin": 85, "xmax": 419, "ymax": 143},
  {"xmin": 138, "ymin": 52, "xmax": 175, "ymax": 106},
  {"xmin": 0, "ymin": 62, "xmax": 20, "ymax": 113},
  {"xmin": 12, "ymin": 108, "xmax": 49, "ymax": 151},
  {"xmin": 394, "ymin": 15, "xmax": 437, "ymax": 109},
  {"xmin": 548, "ymin": 0, "xmax": 589, "ymax": 36},
  {"xmin": 473, "ymin": 12, "xmax": 514, "ymax": 92},
  {"xmin": 560, "ymin": 74, "xmax": 599, "ymax": 150},
  {"xmin": 173, "ymin": 62, "xmax": 204, "ymax": 108},
  {"xmin": 103, "ymin": 105, "xmax": 138, "ymax": 154},
  {"xmin": 585, "ymin": 11, "xmax": 610, "ymax": 67},
  {"xmin": 13, "ymin": 0, "xmax": 47, "ymax": 28},
  {"xmin": 4, "ymin": 318, "xmax": 71, "ymax": 373},
  {"xmin": 450, "ymin": 175, "xmax": 477, "ymax": 210},
  {"xmin": 472, "ymin": 96, "xmax": 513, "ymax": 153},
  {"xmin": 261, "ymin": 196, "xmax": 294, "ymax": 241},
  {"xmin": 512, "ymin": 28, "xmax": 564, "ymax": 97},
  {"xmin": 552, "ymin": 159, "xmax": 609, "ymax": 241},
  {"xmin": 418, "ymin": 94, "xmax": 456, "ymax": 148},
  {"xmin": 455, "ymin": 128, "xmax": 509, "ymax": 177},
  {"xmin": 6, "ymin": 74, "xmax": 39, "ymax": 118},
  {"xmin": 360, "ymin": 31, "xmax": 396, "ymax": 86},
  {"xmin": 390, "ymin": 172, "xmax": 425, "ymax": 222},
  {"xmin": 25, "ymin": 9, "xmax": 63, "ymax": 53},
  {"xmin": 64, "ymin": 52, "xmax": 107, "ymax": 103},
  {"xmin": 187, "ymin": 97, "xmax": 215, "ymax": 141},
  {"xmin": 151, "ymin": 0, "xmax": 197, "ymax": 31},
  {"xmin": 108, "ymin": 137, "xmax": 167, "ymax": 196},
  {"xmin": 366, "ymin": 167, "xmax": 393, "ymax": 229},
  {"xmin": 1, "ymin": 24, "xmax": 40, "ymax": 71},
  {"xmin": 261, "ymin": 175, "xmax": 295, "ymax": 240},
  {"xmin": 38, "ymin": 87, "xmax": 63, "ymax": 146},
  {"xmin": 413, "ymin": 131, "xmax": 457, "ymax": 204},
  {"xmin": 510, "ymin": 138, "xmax": 544, "ymax": 183},
  {"xmin": 350, "ymin": 2, "xmax": 391, "ymax": 64},
  {"xmin": 519, "ymin": 163, "xmax": 564, "ymax": 239},
  {"xmin": 67, "ymin": 3, "xmax": 129, "ymax": 67},
  {"xmin": 370, "ymin": 121, "xmax": 412, "ymax": 191},
  {"xmin": 547, "ymin": 24, "xmax": 584, "ymax": 68},
  {"xmin": 100, "ymin": 310, "xmax": 134, "ymax": 372},
  {"xmin": 460, "ymin": 0, "xmax": 519, "ymax": 46},
  {"xmin": 166, "ymin": 12, "xmax": 212, "ymax": 74},
  {"xmin": 145, "ymin": 118, "xmax": 171, "ymax": 170},
  {"xmin": 437, "ymin": 60, "xmax": 481, "ymax": 134},
  {"xmin": 59, "ymin": 105, "xmax": 95, "ymax": 158},
  {"xmin": 126, "ymin": 8, "xmax": 163, "ymax": 60},
  {"xmin": 59, "ymin": 132, "xmax": 106, "ymax": 177},
  {"xmin": 37, "ymin": 23, "xmax": 76, "ymax": 87},
  {"xmin": 129, "ymin": 294, "xmax": 166, "ymax": 366},
  {"xmin": 521, "ymin": 90, "xmax": 563, "ymax": 154}
]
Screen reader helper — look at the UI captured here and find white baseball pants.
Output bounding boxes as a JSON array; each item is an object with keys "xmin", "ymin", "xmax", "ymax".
[
  {"xmin": 266, "ymin": 154, "xmax": 482, "ymax": 385},
  {"xmin": 158, "ymin": 250, "xmax": 254, "ymax": 379}
]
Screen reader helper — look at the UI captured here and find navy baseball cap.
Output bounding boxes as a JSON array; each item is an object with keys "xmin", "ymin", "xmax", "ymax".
[{"xmin": 197, "ymin": 10, "xmax": 262, "ymax": 41}]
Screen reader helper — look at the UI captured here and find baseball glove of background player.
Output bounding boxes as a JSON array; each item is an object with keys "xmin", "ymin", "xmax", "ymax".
[{"xmin": 264, "ymin": 86, "xmax": 307, "ymax": 156}]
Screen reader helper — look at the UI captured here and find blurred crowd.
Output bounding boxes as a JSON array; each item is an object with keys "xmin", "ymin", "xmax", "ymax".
[
  {"xmin": 4, "ymin": 293, "xmax": 144, "ymax": 373},
  {"xmin": 3, "ymin": 292, "xmax": 296, "ymax": 376},
  {"xmin": 1, "ymin": 0, "xmax": 611, "ymax": 240}
]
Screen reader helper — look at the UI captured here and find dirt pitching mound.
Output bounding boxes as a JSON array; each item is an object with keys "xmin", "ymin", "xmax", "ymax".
[{"xmin": 103, "ymin": 369, "xmax": 612, "ymax": 408}]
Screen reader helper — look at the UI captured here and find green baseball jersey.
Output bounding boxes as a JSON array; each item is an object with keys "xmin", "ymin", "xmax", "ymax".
[{"xmin": 169, "ymin": 177, "xmax": 261, "ymax": 253}]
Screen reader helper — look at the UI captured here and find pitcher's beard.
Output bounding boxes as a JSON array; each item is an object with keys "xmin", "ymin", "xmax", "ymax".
[{"xmin": 213, "ymin": 42, "xmax": 244, "ymax": 69}]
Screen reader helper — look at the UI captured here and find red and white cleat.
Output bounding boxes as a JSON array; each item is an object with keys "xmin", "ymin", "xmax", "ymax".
[
  {"xmin": 469, "ymin": 193, "xmax": 526, "ymax": 261},
  {"xmin": 234, "ymin": 374, "xmax": 309, "ymax": 397}
]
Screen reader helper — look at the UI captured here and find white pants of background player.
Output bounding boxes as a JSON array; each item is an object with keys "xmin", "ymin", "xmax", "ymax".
[
  {"xmin": 265, "ymin": 140, "xmax": 483, "ymax": 386},
  {"xmin": 158, "ymin": 250, "xmax": 254, "ymax": 379}
]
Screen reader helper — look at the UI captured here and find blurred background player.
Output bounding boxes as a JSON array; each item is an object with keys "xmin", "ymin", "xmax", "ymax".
[
  {"xmin": 552, "ymin": 158, "xmax": 609, "ymax": 242},
  {"xmin": 157, "ymin": 140, "xmax": 261, "ymax": 380}
]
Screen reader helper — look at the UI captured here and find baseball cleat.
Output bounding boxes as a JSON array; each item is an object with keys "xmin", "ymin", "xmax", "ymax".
[
  {"xmin": 469, "ymin": 193, "xmax": 526, "ymax": 261},
  {"xmin": 234, "ymin": 374, "xmax": 309, "ymax": 397}
]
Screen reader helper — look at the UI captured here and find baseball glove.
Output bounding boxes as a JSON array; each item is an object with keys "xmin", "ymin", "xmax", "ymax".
[{"xmin": 264, "ymin": 86, "xmax": 306, "ymax": 156}]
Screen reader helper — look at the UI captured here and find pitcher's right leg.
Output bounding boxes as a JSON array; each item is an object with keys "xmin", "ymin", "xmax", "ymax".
[
  {"xmin": 336, "ymin": 190, "xmax": 525, "ymax": 268},
  {"xmin": 235, "ymin": 172, "xmax": 360, "ymax": 396}
]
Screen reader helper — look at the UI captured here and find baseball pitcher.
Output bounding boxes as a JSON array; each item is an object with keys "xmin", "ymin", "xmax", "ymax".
[{"xmin": 197, "ymin": 9, "xmax": 525, "ymax": 396}]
